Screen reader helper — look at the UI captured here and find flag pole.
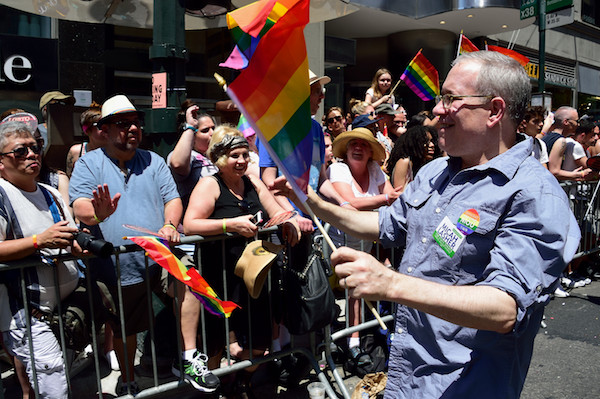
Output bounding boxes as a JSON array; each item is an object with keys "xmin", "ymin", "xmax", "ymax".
[
  {"xmin": 457, "ymin": 30, "xmax": 463, "ymax": 59},
  {"xmin": 389, "ymin": 78, "xmax": 402, "ymax": 97},
  {"xmin": 214, "ymin": 73, "xmax": 387, "ymax": 330}
]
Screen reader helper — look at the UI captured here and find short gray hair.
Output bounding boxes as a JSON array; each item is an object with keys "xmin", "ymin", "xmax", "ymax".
[
  {"xmin": 453, "ymin": 51, "xmax": 531, "ymax": 125},
  {"xmin": 0, "ymin": 121, "xmax": 34, "ymax": 152}
]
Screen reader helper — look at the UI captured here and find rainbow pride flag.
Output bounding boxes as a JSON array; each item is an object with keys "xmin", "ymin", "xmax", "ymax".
[
  {"xmin": 486, "ymin": 45, "xmax": 530, "ymax": 67},
  {"xmin": 221, "ymin": 0, "xmax": 312, "ymax": 200},
  {"xmin": 237, "ymin": 114, "xmax": 255, "ymax": 138},
  {"xmin": 400, "ymin": 50, "xmax": 440, "ymax": 101},
  {"xmin": 457, "ymin": 33, "xmax": 479, "ymax": 56},
  {"xmin": 126, "ymin": 236, "xmax": 240, "ymax": 318},
  {"xmin": 220, "ymin": 0, "xmax": 297, "ymax": 69}
]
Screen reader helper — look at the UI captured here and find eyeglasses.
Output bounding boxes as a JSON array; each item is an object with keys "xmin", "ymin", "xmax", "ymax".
[
  {"xmin": 238, "ymin": 200, "xmax": 250, "ymax": 212},
  {"xmin": 326, "ymin": 115, "xmax": 343, "ymax": 124},
  {"xmin": 112, "ymin": 119, "xmax": 144, "ymax": 130},
  {"xmin": 435, "ymin": 94, "xmax": 493, "ymax": 110},
  {"xmin": 1, "ymin": 144, "xmax": 42, "ymax": 158}
]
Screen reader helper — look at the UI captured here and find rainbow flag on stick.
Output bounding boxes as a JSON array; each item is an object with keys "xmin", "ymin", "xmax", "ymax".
[
  {"xmin": 457, "ymin": 32, "xmax": 479, "ymax": 57},
  {"xmin": 220, "ymin": 0, "xmax": 312, "ymax": 202},
  {"xmin": 126, "ymin": 236, "xmax": 240, "ymax": 318},
  {"xmin": 400, "ymin": 50, "xmax": 440, "ymax": 101},
  {"xmin": 486, "ymin": 44, "xmax": 530, "ymax": 67}
]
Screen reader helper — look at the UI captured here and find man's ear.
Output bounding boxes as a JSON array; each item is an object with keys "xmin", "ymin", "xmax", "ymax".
[{"xmin": 487, "ymin": 97, "xmax": 506, "ymax": 128}]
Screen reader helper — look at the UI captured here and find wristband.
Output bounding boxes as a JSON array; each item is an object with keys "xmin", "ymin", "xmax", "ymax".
[
  {"xmin": 340, "ymin": 201, "xmax": 350, "ymax": 207},
  {"xmin": 93, "ymin": 214, "xmax": 103, "ymax": 223},
  {"xmin": 222, "ymin": 218, "xmax": 227, "ymax": 234},
  {"xmin": 163, "ymin": 223, "xmax": 177, "ymax": 231},
  {"xmin": 32, "ymin": 235, "xmax": 39, "ymax": 249},
  {"xmin": 185, "ymin": 124, "xmax": 198, "ymax": 132}
]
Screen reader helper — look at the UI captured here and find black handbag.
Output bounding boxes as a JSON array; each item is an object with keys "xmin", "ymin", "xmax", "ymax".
[{"xmin": 278, "ymin": 233, "xmax": 336, "ymax": 335}]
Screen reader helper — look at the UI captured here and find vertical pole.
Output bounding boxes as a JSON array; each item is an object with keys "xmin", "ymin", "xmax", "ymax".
[
  {"xmin": 538, "ymin": 0, "xmax": 546, "ymax": 103},
  {"xmin": 146, "ymin": 0, "xmax": 188, "ymax": 156}
]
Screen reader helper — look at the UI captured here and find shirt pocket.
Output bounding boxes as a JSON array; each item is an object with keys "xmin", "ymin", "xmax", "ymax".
[{"xmin": 434, "ymin": 205, "xmax": 502, "ymax": 285}]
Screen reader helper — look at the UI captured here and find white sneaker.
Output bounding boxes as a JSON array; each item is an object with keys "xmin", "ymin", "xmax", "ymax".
[
  {"xmin": 554, "ymin": 286, "xmax": 570, "ymax": 298},
  {"xmin": 105, "ymin": 350, "xmax": 119, "ymax": 371}
]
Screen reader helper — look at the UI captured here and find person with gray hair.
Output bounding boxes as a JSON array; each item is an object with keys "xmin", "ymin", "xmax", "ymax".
[
  {"xmin": 0, "ymin": 120, "xmax": 82, "ymax": 399},
  {"xmin": 270, "ymin": 51, "xmax": 580, "ymax": 398}
]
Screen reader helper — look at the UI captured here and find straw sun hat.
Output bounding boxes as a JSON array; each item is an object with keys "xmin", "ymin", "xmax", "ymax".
[{"xmin": 332, "ymin": 128, "xmax": 386, "ymax": 163}]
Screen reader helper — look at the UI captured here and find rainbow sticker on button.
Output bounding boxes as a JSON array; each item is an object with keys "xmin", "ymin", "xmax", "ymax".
[{"xmin": 457, "ymin": 209, "xmax": 480, "ymax": 235}]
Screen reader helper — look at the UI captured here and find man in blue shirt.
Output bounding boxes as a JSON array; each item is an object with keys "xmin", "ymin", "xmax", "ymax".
[
  {"xmin": 70, "ymin": 95, "xmax": 218, "ymax": 395},
  {"xmin": 272, "ymin": 51, "xmax": 580, "ymax": 398}
]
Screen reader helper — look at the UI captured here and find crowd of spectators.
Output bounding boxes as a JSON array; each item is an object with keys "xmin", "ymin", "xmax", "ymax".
[{"xmin": 0, "ymin": 52, "xmax": 598, "ymax": 398}]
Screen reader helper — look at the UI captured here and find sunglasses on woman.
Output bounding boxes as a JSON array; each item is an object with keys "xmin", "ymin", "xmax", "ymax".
[{"xmin": 326, "ymin": 115, "xmax": 343, "ymax": 124}]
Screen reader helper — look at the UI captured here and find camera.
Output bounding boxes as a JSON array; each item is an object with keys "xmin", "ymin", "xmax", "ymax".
[{"xmin": 74, "ymin": 231, "xmax": 114, "ymax": 258}]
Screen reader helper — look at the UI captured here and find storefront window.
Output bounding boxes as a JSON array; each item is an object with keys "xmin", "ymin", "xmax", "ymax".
[
  {"xmin": 578, "ymin": 93, "xmax": 600, "ymax": 122},
  {"xmin": 582, "ymin": 0, "xmax": 600, "ymax": 27},
  {"xmin": 0, "ymin": 6, "xmax": 51, "ymax": 38}
]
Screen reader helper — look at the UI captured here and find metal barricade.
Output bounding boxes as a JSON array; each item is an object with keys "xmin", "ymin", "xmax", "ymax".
[
  {"xmin": 0, "ymin": 231, "xmax": 338, "ymax": 399},
  {"xmin": 562, "ymin": 180, "xmax": 600, "ymax": 259}
]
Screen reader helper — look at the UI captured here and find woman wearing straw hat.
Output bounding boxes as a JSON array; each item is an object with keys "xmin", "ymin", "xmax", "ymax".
[
  {"xmin": 327, "ymin": 127, "xmax": 402, "ymax": 367},
  {"xmin": 183, "ymin": 125, "xmax": 300, "ymax": 396}
]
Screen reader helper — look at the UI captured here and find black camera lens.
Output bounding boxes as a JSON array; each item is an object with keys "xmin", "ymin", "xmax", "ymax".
[{"xmin": 74, "ymin": 232, "xmax": 113, "ymax": 258}]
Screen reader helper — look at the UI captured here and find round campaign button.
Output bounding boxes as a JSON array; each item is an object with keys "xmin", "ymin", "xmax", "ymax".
[{"xmin": 457, "ymin": 209, "xmax": 479, "ymax": 235}]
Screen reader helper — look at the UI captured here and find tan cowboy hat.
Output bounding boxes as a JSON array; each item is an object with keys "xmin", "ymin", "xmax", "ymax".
[
  {"xmin": 235, "ymin": 240, "xmax": 284, "ymax": 299},
  {"xmin": 309, "ymin": 69, "xmax": 331, "ymax": 86},
  {"xmin": 332, "ymin": 128, "xmax": 386, "ymax": 163},
  {"xmin": 98, "ymin": 94, "xmax": 145, "ymax": 127}
]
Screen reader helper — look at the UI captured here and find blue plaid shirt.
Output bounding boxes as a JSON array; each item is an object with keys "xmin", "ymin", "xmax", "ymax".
[{"xmin": 379, "ymin": 135, "xmax": 580, "ymax": 399}]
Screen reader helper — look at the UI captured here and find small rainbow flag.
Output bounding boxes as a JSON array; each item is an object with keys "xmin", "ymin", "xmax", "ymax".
[
  {"xmin": 126, "ymin": 236, "xmax": 240, "ymax": 318},
  {"xmin": 400, "ymin": 50, "xmax": 440, "ymax": 101},
  {"xmin": 486, "ymin": 45, "xmax": 530, "ymax": 67},
  {"xmin": 458, "ymin": 33, "xmax": 479, "ymax": 56},
  {"xmin": 237, "ymin": 114, "xmax": 255, "ymax": 138},
  {"xmin": 221, "ymin": 0, "xmax": 312, "ymax": 200}
]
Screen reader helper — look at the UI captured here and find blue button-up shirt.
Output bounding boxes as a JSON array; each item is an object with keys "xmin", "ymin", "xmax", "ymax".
[{"xmin": 379, "ymin": 136, "xmax": 580, "ymax": 398}]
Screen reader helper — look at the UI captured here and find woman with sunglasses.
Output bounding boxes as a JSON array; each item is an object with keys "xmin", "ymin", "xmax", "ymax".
[
  {"xmin": 183, "ymin": 125, "xmax": 300, "ymax": 396},
  {"xmin": 324, "ymin": 106, "xmax": 347, "ymax": 139}
]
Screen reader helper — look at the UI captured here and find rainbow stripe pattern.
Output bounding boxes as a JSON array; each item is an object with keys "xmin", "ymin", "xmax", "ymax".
[
  {"xmin": 459, "ymin": 34, "xmax": 479, "ymax": 55},
  {"xmin": 127, "ymin": 236, "xmax": 240, "ymax": 318},
  {"xmin": 222, "ymin": 0, "xmax": 312, "ymax": 197},
  {"xmin": 400, "ymin": 50, "xmax": 440, "ymax": 101},
  {"xmin": 487, "ymin": 45, "xmax": 530, "ymax": 67},
  {"xmin": 220, "ymin": 0, "xmax": 295, "ymax": 69},
  {"xmin": 237, "ymin": 114, "xmax": 255, "ymax": 138}
]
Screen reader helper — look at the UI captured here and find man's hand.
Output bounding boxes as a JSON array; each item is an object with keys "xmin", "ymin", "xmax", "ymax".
[
  {"xmin": 91, "ymin": 184, "xmax": 121, "ymax": 222},
  {"xmin": 158, "ymin": 225, "xmax": 181, "ymax": 244},
  {"xmin": 269, "ymin": 176, "xmax": 300, "ymax": 205},
  {"xmin": 294, "ymin": 215, "xmax": 314, "ymax": 233},
  {"xmin": 333, "ymin": 246, "xmax": 395, "ymax": 301},
  {"xmin": 38, "ymin": 221, "xmax": 79, "ymax": 250}
]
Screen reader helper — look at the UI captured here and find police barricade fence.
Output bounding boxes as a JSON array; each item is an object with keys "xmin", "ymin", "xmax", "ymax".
[
  {"xmin": 561, "ymin": 180, "xmax": 600, "ymax": 259},
  {"xmin": 0, "ymin": 228, "xmax": 351, "ymax": 399}
]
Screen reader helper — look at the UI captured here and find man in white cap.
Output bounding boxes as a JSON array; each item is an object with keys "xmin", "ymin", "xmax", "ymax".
[{"xmin": 69, "ymin": 94, "xmax": 218, "ymax": 395}]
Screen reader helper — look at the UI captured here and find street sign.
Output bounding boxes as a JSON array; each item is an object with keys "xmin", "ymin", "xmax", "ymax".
[
  {"xmin": 520, "ymin": 0, "xmax": 538, "ymax": 20},
  {"xmin": 546, "ymin": 6, "xmax": 574, "ymax": 29},
  {"xmin": 546, "ymin": 0, "xmax": 572, "ymax": 13}
]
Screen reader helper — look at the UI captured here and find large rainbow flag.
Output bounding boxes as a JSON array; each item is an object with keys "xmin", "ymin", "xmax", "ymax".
[
  {"xmin": 486, "ymin": 44, "xmax": 530, "ymax": 67},
  {"xmin": 457, "ymin": 33, "xmax": 479, "ymax": 57},
  {"xmin": 221, "ymin": 0, "xmax": 312, "ymax": 201},
  {"xmin": 400, "ymin": 50, "xmax": 440, "ymax": 101},
  {"xmin": 126, "ymin": 236, "xmax": 240, "ymax": 318}
]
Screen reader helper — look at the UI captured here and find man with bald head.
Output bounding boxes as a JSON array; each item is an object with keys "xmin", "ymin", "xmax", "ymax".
[
  {"xmin": 272, "ymin": 51, "xmax": 580, "ymax": 398},
  {"xmin": 542, "ymin": 106, "xmax": 579, "ymax": 154}
]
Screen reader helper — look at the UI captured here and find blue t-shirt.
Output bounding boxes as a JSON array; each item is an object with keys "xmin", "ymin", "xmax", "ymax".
[
  {"xmin": 378, "ymin": 135, "xmax": 580, "ymax": 398},
  {"xmin": 69, "ymin": 148, "xmax": 180, "ymax": 285}
]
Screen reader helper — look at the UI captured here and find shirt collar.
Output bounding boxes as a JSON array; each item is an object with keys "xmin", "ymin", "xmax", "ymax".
[{"xmin": 449, "ymin": 133, "xmax": 533, "ymax": 180}]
